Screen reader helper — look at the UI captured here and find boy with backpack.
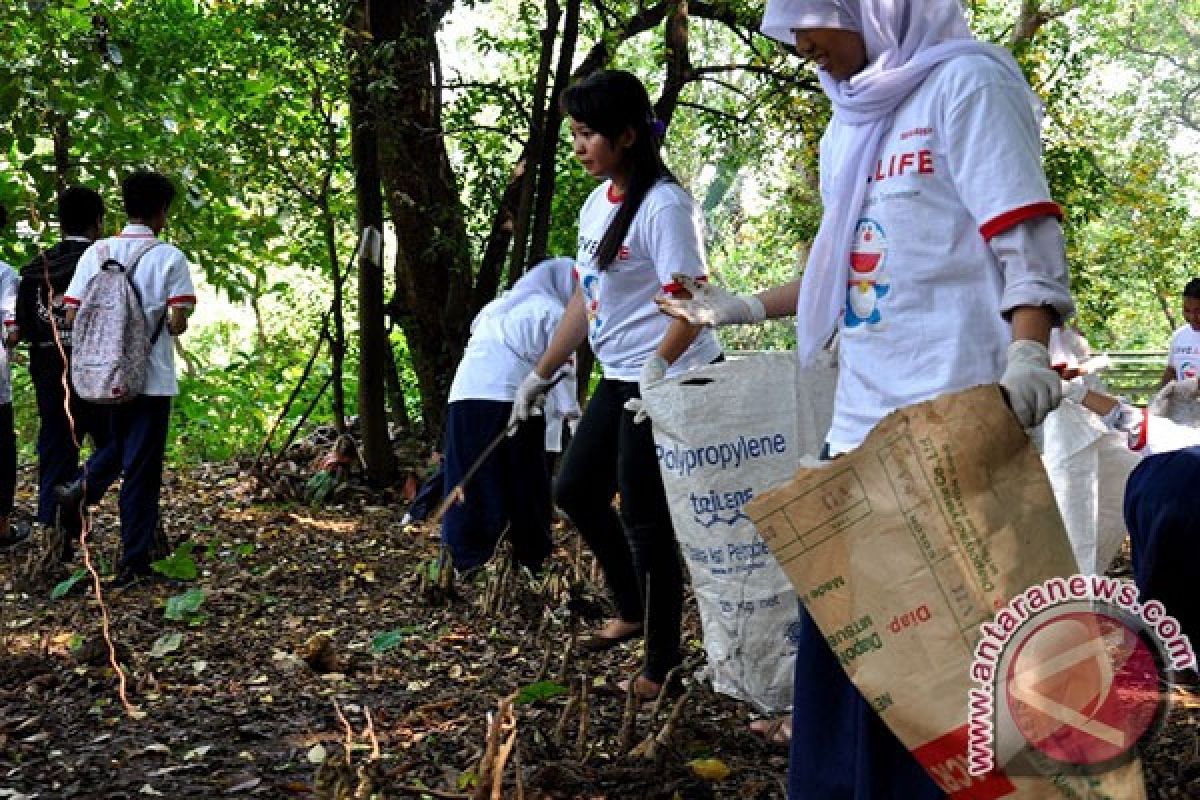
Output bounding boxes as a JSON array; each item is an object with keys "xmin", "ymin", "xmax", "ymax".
[
  {"xmin": 0, "ymin": 204, "xmax": 24, "ymax": 549},
  {"xmin": 61, "ymin": 171, "xmax": 196, "ymax": 586},
  {"xmin": 15, "ymin": 187, "xmax": 112, "ymax": 557}
]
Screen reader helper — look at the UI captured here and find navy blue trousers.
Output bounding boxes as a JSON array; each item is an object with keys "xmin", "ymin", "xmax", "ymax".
[
  {"xmin": 788, "ymin": 604, "xmax": 945, "ymax": 799},
  {"xmin": 554, "ymin": 378, "xmax": 684, "ymax": 684},
  {"xmin": 1124, "ymin": 445, "xmax": 1200, "ymax": 646},
  {"xmin": 441, "ymin": 399, "xmax": 552, "ymax": 572},
  {"xmin": 32, "ymin": 372, "xmax": 113, "ymax": 526},
  {"xmin": 79, "ymin": 394, "xmax": 172, "ymax": 570},
  {"xmin": 0, "ymin": 403, "xmax": 14, "ymax": 517}
]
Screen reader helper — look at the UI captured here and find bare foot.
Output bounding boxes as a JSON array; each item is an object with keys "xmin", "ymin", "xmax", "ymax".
[
  {"xmin": 616, "ymin": 673, "xmax": 663, "ymax": 702},
  {"xmin": 596, "ymin": 618, "xmax": 641, "ymax": 639},
  {"xmin": 579, "ymin": 618, "xmax": 643, "ymax": 652},
  {"xmin": 749, "ymin": 716, "xmax": 791, "ymax": 747}
]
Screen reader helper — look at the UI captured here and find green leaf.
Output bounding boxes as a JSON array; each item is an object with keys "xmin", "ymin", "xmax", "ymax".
[
  {"xmin": 514, "ymin": 680, "xmax": 569, "ymax": 706},
  {"xmin": 371, "ymin": 626, "xmax": 421, "ymax": 653},
  {"xmin": 152, "ymin": 541, "xmax": 198, "ymax": 581},
  {"xmin": 51, "ymin": 569, "xmax": 88, "ymax": 600},
  {"xmin": 164, "ymin": 588, "xmax": 207, "ymax": 622},
  {"xmin": 150, "ymin": 632, "xmax": 184, "ymax": 658}
]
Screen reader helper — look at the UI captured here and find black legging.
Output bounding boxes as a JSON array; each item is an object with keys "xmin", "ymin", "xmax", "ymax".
[
  {"xmin": 554, "ymin": 378, "xmax": 684, "ymax": 683},
  {"xmin": 0, "ymin": 403, "xmax": 15, "ymax": 517}
]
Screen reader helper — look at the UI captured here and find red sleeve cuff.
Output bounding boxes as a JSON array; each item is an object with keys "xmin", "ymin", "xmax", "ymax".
[
  {"xmin": 1130, "ymin": 408, "xmax": 1149, "ymax": 452},
  {"xmin": 979, "ymin": 202, "xmax": 1064, "ymax": 242},
  {"xmin": 3, "ymin": 320, "xmax": 16, "ymax": 328},
  {"xmin": 661, "ymin": 275, "xmax": 708, "ymax": 295},
  {"xmin": 63, "ymin": 296, "xmax": 81, "ymax": 307},
  {"xmin": 167, "ymin": 294, "xmax": 197, "ymax": 306},
  {"xmin": 979, "ymin": 200, "xmax": 1065, "ymax": 241}
]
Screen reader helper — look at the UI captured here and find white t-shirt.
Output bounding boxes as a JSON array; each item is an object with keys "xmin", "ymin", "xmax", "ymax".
[
  {"xmin": 826, "ymin": 54, "xmax": 1070, "ymax": 452},
  {"xmin": 64, "ymin": 224, "xmax": 197, "ymax": 397},
  {"xmin": 1167, "ymin": 325, "xmax": 1200, "ymax": 381},
  {"xmin": 448, "ymin": 291, "xmax": 580, "ymax": 453},
  {"xmin": 0, "ymin": 260, "xmax": 16, "ymax": 404},
  {"xmin": 575, "ymin": 180, "xmax": 722, "ymax": 380}
]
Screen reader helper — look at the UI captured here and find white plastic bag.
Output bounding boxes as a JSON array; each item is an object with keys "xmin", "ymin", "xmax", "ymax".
[
  {"xmin": 1041, "ymin": 401, "xmax": 1138, "ymax": 574},
  {"xmin": 641, "ymin": 350, "xmax": 836, "ymax": 712}
]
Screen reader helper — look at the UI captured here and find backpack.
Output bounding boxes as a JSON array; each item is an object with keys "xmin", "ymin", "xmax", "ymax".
[
  {"xmin": 16, "ymin": 240, "xmax": 91, "ymax": 353},
  {"xmin": 70, "ymin": 242, "xmax": 165, "ymax": 403}
]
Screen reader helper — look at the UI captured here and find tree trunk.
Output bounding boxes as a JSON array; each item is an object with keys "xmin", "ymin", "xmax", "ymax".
[
  {"xmin": 349, "ymin": 3, "xmax": 399, "ymax": 485},
  {"xmin": 508, "ymin": 0, "xmax": 561, "ymax": 280},
  {"xmin": 655, "ymin": 0, "xmax": 691, "ymax": 126},
  {"xmin": 371, "ymin": 1, "xmax": 474, "ymax": 438},
  {"xmin": 529, "ymin": 0, "xmax": 581, "ymax": 263}
]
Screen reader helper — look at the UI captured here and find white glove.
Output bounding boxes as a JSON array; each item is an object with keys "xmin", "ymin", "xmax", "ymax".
[
  {"xmin": 1149, "ymin": 377, "xmax": 1200, "ymax": 417},
  {"xmin": 1000, "ymin": 339, "xmax": 1062, "ymax": 428},
  {"xmin": 509, "ymin": 371, "xmax": 555, "ymax": 428},
  {"xmin": 655, "ymin": 273, "xmax": 766, "ymax": 327},
  {"xmin": 623, "ymin": 355, "xmax": 668, "ymax": 425},
  {"xmin": 1062, "ymin": 377, "xmax": 1088, "ymax": 405}
]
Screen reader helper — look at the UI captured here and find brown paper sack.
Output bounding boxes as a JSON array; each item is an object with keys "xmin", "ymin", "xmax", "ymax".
[{"xmin": 747, "ymin": 385, "xmax": 1145, "ymax": 799}]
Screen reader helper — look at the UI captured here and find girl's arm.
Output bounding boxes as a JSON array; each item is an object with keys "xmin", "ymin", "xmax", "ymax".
[
  {"xmin": 754, "ymin": 278, "xmax": 801, "ymax": 320},
  {"xmin": 532, "ymin": 289, "xmax": 588, "ymax": 379},
  {"xmin": 653, "ymin": 316, "xmax": 703, "ymax": 365}
]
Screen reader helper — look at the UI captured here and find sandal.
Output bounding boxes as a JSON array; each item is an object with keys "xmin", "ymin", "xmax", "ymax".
[
  {"xmin": 578, "ymin": 620, "xmax": 643, "ymax": 652},
  {"xmin": 0, "ymin": 520, "xmax": 31, "ymax": 549},
  {"xmin": 749, "ymin": 716, "xmax": 791, "ymax": 749}
]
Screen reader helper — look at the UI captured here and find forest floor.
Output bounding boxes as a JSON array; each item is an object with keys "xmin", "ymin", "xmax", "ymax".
[{"xmin": 1, "ymin": 461, "xmax": 1198, "ymax": 800}]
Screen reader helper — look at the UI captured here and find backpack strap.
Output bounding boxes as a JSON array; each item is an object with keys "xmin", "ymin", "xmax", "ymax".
[{"xmin": 97, "ymin": 241, "xmax": 173, "ymax": 345}]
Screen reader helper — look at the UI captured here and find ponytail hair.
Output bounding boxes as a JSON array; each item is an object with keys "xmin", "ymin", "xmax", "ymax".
[{"xmin": 560, "ymin": 70, "xmax": 673, "ymax": 271}]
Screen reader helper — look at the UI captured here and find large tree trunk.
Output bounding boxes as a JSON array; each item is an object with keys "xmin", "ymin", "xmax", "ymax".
[
  {"xmin": 507, "ymin": 0, "xmax": 561, "ymax": 279},
  {"xmin": 370, "ymin": 1, "xmax": 473, "ymax": 438},
  {"xmin": 349, "ymin": 3, "xmax": 399, "ymax": 485},
  {"xmin": 528, "ymin": 0, "xmax": 581, "ymax": 263}
]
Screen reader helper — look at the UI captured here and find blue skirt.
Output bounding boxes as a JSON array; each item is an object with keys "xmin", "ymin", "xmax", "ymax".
[{"xmin": 440, "ymin": 399, "xmax": 552, "ymax": 572}]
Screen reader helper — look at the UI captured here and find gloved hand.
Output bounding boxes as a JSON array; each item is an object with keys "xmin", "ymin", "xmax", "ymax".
[
  {"xmin": 1149, "ymin": 377, "xmax": 1200, "ymax": 417},
  {"xmin": 1062, "ymin": 377, "xmax": 1089, "ymax": 405},
  {"xmin": 655, "ymin": 273, "xmax": 766, "ymax": 327},
  {"xmin": 509, "ymin": 370, "xmax": 555, "ymax": 429},
  {"xmin": 1000, "ymin": 339, "xmax": 1062, "ymax": 428},
  {"xmin": 623, "ymin": 355, "xmax": 668, "ymax": 424}
]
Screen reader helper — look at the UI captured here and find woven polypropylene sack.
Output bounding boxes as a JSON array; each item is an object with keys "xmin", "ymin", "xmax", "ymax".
[{"xmin": 641, "ymin": 350, "xmax": 836, "ymax": 712}]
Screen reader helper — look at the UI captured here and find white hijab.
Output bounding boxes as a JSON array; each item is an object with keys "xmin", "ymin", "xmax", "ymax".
[
  {"xmin": 761, "ymin": 0, "xmax": 1039, "ymax": 366},
  {"xmin": 473, "ymin": 256, "xmax": 577, "ymax": 333}
]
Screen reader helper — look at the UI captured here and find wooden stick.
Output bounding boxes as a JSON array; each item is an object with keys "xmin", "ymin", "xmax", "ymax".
[{"xmin": 574, "ymin": 674, "xmax": 590, "ymax": 763}]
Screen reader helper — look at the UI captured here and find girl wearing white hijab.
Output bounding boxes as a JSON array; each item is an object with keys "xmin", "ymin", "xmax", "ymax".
[
  {"xmin": 440, "ymin": 256, "xmax": 580, "ymax": 573},
  {"xmin": 660, "ymin": 0, "xmax": 1074, "ymax": 796}
]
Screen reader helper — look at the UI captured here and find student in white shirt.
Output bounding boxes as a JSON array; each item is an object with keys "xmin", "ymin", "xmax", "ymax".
[
  {"xmin": 659, "ymin": 1, "xmax": 1073, "ymax": 796},
  {"xmin": 439, "ymin": 256, "xmax": 579, "ymax": 573},
  {"xmin": 511, "ymin": 70, "xmax": 721, "ymax": 701},
  {"xmin": 1160, "ymin": 277, "xmax": 1200, "ymax": 387},
  {"xmin": 61, "ymin": 171, "xmax": 196, "ymax": 587},
  {"xmin": 14, "ymin": 187, "xmax": 111, "ymax": 558}
]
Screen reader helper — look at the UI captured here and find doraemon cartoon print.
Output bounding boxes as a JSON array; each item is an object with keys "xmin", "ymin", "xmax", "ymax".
[{"xmin": 845, "ymin": 217, "xmax": 889, "ymax": 329}]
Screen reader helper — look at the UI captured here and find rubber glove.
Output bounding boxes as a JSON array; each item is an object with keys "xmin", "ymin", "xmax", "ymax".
[
  {"xmin": 1062, "ymin": 377, "xmax": 1088, "ymax": 405},
  {"xmin": 1149, "ymin": 377, "xmax": 1200, "ymax": 417},
  {"xmin": 1000, "ymin": 339, "xmax": 1061, "ymax": 428},
  {"xmin": 509, "ymin": 371, "xmax": 555, "ymax": 429},
  {"xmin": 655, "ymin": 273, "xmax": 766, "ymax": 327},
  {"xmin": 624, "ymin": 355, "xmax": 668, "ymax": 424}
]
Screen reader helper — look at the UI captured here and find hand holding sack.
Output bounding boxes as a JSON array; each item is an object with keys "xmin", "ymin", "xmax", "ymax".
[
  {"xmin": 655, "ymin": 273, "xmax": 766, "ymax": 327},
  {"xmin": 1000, "ymin": 339, "xmax": 1062, "ymax": 427},
  {"xmin": 624, "ymin": 354, "xmax": 668, "ymax": 424}
]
